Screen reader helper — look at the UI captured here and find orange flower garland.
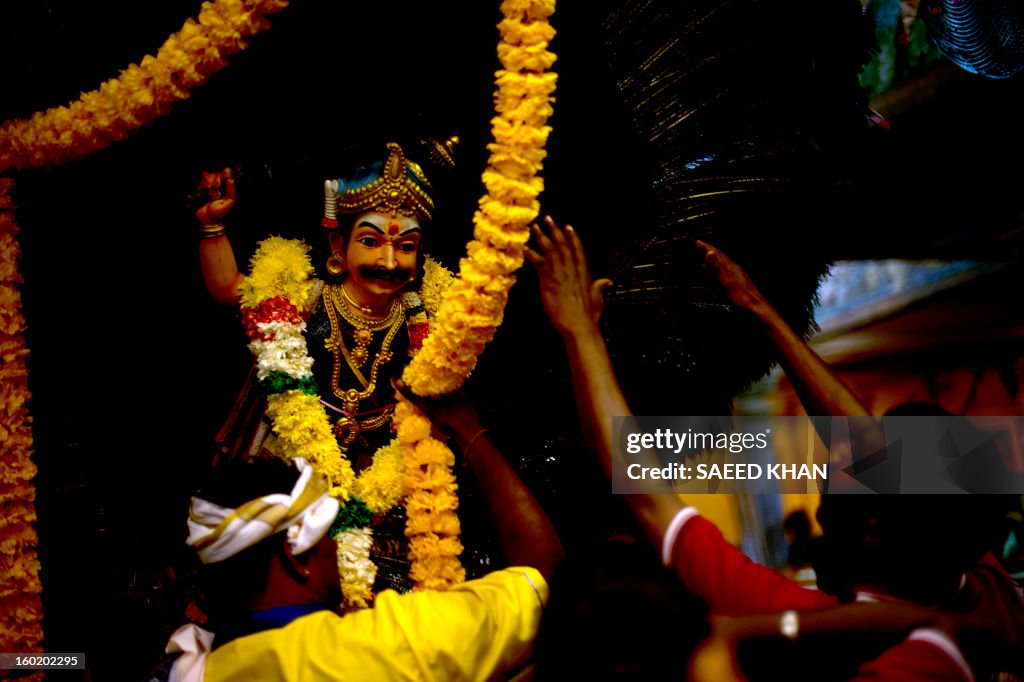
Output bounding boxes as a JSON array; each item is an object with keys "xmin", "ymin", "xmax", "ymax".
[
  {"xmin": 0, "ymin": 0, "xmax": 289, "ymax": 173},
  {"xmin": 396, "ymin": 0, "xmax": 557, "ymax": 593},
  {"xmin": 0, "ymin": 178, "xmax": 44, "ymax": 659},
  {"xmin": 396, "ymin": 400, "xmax": 466, "ymax": 590}
]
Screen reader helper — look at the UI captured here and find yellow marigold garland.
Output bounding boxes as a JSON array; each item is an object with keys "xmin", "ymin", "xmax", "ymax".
[
  {"xmin": 351, "ymin": 439, "xmax": 405, "ymax": 514},
  {"xmin": 397, "ymin": 402, "xmax": 465, "ymax": 591},
  {"xmin": 0, "ymin": 0, "xmax": 289, "ymax": 173},
  {"xmin": 419, "ymin": 256, "xmax": 456, "ymax": 318},
  {"xmin": 264, "ymin": 391, "xmax": 356, "ymax": 499},
  {"xmin": 402, "ymin": 0, "xmax": 557, "ymax": 397},
  {"xmin": 239, "ymin": 235, "xmax": 317, "ymax": 311},
  {"xmin": 392, "ymin": 0, "xmax": 557, "ymax": 594},
  {"xmin": 0, "ymin": 178, "xmax": 44, "ymax": 660}
]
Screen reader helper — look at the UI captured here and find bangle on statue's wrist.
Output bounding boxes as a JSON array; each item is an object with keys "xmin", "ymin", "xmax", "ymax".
[{"xmin": 199, "ymin": 223, "xmax": 226, "ymax": 239}]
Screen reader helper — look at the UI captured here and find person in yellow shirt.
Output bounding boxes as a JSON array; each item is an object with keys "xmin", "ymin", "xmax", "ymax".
[{"xmin": 156, "ymin": 388, "xmax": 562, "ymax": 682}]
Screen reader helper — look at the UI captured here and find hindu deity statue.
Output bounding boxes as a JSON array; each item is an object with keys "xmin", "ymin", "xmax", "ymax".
[{"xmin": 193, "ymin": 140, "xmax": 456, "ymax": 598}]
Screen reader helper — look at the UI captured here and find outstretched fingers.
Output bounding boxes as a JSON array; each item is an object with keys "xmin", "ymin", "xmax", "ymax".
[
  {"xmin": 697, "ymin": 239, "xmax": 741, "ymax": 271},
  {"xmin": 696, "ymin": 239, "xmax": 737, "ymax": 282},
  {"xmin": 695, "ymin": 239, "xmax": 720, "ymax": 262},
  {"xmin": 531, "ymin": 222, "xmax": 559, "ymax": 268},
  {"xmin": 541, "ymin": 216, "xmax": 572, "ymax": 272},
  {"xmin": 524, "ymin": 244, "xmax": 543, "ymax": 268},
  {"xmin": 566, "ymin": 224, "xmax": 592, "ymax": 290},
  {"xmin": 531, "ymin": 221, "xmax": 554, "ymax": 253}
]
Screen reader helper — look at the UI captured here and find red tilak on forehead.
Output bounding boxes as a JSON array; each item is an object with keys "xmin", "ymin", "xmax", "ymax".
[{"xmin": 387, "ymin": 221, "xmax": 400, "ymax": 236}]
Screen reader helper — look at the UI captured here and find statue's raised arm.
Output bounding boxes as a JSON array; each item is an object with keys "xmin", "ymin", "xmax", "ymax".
[{"xmin": 194, "ymin": 167, "xmax": 244, "ymax": 305}]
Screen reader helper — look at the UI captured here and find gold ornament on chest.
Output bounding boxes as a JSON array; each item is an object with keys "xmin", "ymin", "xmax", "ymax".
[{"xmin": 323, "ymin": 283, "xmax": 402, "ymax": 447}]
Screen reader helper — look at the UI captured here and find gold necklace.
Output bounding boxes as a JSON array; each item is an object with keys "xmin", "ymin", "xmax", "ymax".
[
  {"xmin": 330, "ymin": 284, "xmax": 402, "ymax": 366},
  {"xmin": 340, "ymin": 282, "xmax": 389, "ymax": 317},
  {"xmin": 323, "ymin": 285, "xmax": 404, "ymax": 446}
]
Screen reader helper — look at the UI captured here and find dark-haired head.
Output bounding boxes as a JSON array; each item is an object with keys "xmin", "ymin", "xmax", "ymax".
[
  {"xmin": 534, "ymin": 541, "xmax": 710, "ymax": 680},
  {"xmin": 812, "ymin": 494, "xmax": 1010, "ymax": 602},
  {"xmin": 190, "ymin": 458, "xmax": 340, "ymax": 624},
  {"xmin": 195, "ymin": 457, "xmax": 300, "ymax": 509}
]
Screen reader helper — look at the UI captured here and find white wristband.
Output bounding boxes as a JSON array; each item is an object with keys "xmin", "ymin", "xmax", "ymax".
[
  {"xmin": 780, "ymin": 610, "xmax": 799, "ymax": 640},
  {"xmin": 661, "ymin": 506, "xmax": 699, "ymax": 567}
]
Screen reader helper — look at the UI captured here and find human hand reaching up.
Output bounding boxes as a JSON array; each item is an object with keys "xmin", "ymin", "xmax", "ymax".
[
  {"xmin": 695, "ymin": 239, "xmax": 772, "ymax": 319},
  {"xmin": 525, "ymin": 216, "xmax": 612, "ymax": 340}
]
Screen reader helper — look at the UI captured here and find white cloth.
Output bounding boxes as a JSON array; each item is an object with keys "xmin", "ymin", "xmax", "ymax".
[
  {"xmin": 166, "ymin": 624, "xmax": 214, "ymax": 682},
  {"xmin": 186, "ymin": 458, "xmax": 339, "ymax": 564}
]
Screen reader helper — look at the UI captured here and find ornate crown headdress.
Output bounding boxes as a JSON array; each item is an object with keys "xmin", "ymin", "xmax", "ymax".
[{"xmin": 322, "ymin": 142, "xmax": 434, "ymax": 229}]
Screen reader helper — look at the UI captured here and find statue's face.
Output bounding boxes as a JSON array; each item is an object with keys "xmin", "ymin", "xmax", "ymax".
[{"xmin": 332, "ymin": 209, "xmax": 422, "ymax": 305}]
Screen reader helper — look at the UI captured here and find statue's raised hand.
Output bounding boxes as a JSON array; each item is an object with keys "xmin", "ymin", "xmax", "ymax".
[
  {"xmin": 192, "ymin": 167, "xmax": 243, "ymax": 304},
  {"xmin": 194, "ymin": 168, "xmax": 236, "ymax": 225}
]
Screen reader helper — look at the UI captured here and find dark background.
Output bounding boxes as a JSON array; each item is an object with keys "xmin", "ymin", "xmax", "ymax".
[{"xmin": 2, "ymin": 1, "xmax": 1023, "ymax": 679}]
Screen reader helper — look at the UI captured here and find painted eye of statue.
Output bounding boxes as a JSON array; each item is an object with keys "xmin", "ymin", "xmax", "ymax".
[
  {"xmin": 398, "ymin": 241, "xmax": 418, "ymax": 253},
  {"xmin": 358, "ymin": 236, "xmax": 380, "ymax": 247}
]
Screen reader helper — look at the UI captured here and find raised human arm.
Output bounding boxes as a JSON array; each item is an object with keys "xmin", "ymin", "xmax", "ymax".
[
  {"xmin": 696, "ymin": 239, "xmax": 869, "ymax": 418},
  {"xmin": 395, "ymin": 383, "xmax": 564, "ymax": 582},
  {"xmin": 527, "ymin": 220, "xmax": 842, "ymax": 613},
  {"xmin": 194, "ymin": 168, "xmax": 244, "ymax": 305},
  {"xmin": 525, "ymin": 217, "xmax": 683, "ymax": 549},
  {"xmin": 696, "ymin": 240, "xmax": 887, "ymax": 472}
]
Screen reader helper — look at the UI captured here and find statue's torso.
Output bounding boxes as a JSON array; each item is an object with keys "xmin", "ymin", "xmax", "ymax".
[{"xmin": 306, "ymin": 283, "xmax": 416, "ymax": 595}]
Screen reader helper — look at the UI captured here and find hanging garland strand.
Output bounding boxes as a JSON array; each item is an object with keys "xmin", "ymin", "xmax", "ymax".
[
  {"xmin": 402, "ymin": 0, "xmax": 557, "ymax": 397},
  {"xmin": 0, "ymin": 0, "xmax": 291, "ymax": 649},
  {"xmin": 0, "ymin": 0, "xmax": 289, "ymax": 173},
  {"xmin": 396, "ymin": 0, "xmax": 557, "ymax": 593},
  {"xmin": 0, "ymin": 178, "xmax": 44, "ymax": 662}
]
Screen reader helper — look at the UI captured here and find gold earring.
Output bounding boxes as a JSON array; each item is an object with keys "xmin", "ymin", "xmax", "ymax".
[{"xmin": 326, "ymin": 252, "xmax": 345, "ymax": 276}]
